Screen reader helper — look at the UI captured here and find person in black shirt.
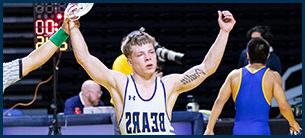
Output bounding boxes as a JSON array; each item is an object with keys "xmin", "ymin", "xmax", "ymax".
[{"xmin": 238, "ymin": 25, "xmax": 282, "ymax": 74}]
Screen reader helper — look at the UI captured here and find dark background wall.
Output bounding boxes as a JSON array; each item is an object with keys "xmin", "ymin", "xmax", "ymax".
[{"xmin": 3, "ymin": 3, "xmax": 302, "ymax": 118}]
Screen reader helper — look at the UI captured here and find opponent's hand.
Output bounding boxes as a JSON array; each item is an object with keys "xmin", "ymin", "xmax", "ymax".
[
  {"xmin": 217, "ymin": 10, "xmax": 236, "ymax": 33},
  {"xmin": 289, "ymin": 120, "xmax": 302, "ymax": 135},
  {"xmin": 204, "ymin": 128, "xmax": 215, "ymax": 135}
]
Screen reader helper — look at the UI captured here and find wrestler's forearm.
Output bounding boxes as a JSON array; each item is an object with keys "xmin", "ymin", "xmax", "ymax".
[
  {"xmin": 279, "ymin": 103, "xmax": 296, "ymax": 126},
  {"xmin": 70, "ymin": 28, "xmax": 92, "ymax": 64},
  {"xmin": 206, "ymin": 96, "xmax": 226, "ymax": 131},
  {"xmin": 201, "ymin": 30, "xmax": 229, "ymax": 76}
]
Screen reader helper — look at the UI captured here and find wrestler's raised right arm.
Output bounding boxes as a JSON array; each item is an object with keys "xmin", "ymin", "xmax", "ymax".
[{"xmin": 69, "ymin": 26, "xmax": 124, "ymax": 90}]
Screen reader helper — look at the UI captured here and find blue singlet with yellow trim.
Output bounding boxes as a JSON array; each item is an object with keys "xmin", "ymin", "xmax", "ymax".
[{"xmin": 233, "ymin": 66, "xmax": 271, "ymax": 135}]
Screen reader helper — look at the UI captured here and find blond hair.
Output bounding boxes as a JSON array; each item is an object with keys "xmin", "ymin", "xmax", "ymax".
[{"xmin": 120, "ymin": 27, "xmax": 157, "ymax": 58}]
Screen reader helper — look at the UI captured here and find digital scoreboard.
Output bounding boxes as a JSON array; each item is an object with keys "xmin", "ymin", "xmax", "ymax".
[{"xmin": 33, "ymin": 3, "xmax": 68, "ymax": 51}]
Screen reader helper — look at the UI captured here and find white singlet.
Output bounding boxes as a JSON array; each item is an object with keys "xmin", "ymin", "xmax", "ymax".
[{"xmin": 118, "ymin": 75, "xmax": 175, "ymax": 135}]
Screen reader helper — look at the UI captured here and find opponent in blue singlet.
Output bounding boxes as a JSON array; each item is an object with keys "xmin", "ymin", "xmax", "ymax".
[{"xmin": 233, "ymin": 66, "xmax": 271, "ymax": 135}]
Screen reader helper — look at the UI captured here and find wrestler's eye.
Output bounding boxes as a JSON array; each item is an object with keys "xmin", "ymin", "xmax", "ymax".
[{"xmin": 136, "ymin": 53, "xmax": 143, "ymax": 57}]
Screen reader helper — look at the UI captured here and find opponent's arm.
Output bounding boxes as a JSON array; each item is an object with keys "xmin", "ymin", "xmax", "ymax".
[
  {"xmin": 272, "ymin": 71, "xmax": 301, "ymax": 134},
  {"xmin": 204, "ymin": 71, "xmax": 233, "ymax": 135},
  {"xmin": 165, "ymin": 11, "xmax": 236, "ymax": 94}
]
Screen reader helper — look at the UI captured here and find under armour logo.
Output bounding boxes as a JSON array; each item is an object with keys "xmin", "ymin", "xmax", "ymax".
[{"xmin": 128, "ymin": 95, "xmax": 136, "ymax": 101}]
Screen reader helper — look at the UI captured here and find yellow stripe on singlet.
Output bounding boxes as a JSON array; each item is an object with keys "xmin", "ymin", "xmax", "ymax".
[
  {"xmin": 262, "ymin": 68, "xmax": 271, "ymax": 105},
  {"xmin": 233, "ymin": 69, "xmax": 242, "ymax": 102}
]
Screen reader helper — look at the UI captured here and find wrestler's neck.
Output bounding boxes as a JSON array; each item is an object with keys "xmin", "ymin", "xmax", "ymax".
[
  {"xmin": 133, "ymin": 72, "xmax": 156, "ymax": 85},
  {"xmin": 248, "ymin": 63, "xmax": 266, "ymax": 70}
]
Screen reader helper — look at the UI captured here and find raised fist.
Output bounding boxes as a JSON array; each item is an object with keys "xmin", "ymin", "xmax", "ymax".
[{"xmin": 217, "ymin": 10, "xmax": 236, "ymax": 33}]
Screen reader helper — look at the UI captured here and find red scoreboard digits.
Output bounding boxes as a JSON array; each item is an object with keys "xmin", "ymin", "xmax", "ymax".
[{"xmin": 34, "ymin": 3, "xmax": 68, "ymax": 51}]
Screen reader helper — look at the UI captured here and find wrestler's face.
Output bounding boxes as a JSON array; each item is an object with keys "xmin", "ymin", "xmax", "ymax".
[{"xmin": 128, "ymin": 43, "xmax": 157, "ymax": 76}]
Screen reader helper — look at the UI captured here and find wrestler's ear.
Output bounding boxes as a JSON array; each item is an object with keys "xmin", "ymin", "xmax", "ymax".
[{"xmin": 127, "ymin": 57, "xmax": 132, "ymax": 66}]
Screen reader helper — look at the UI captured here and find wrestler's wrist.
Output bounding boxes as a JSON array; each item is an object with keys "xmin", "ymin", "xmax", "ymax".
[
  {"xmin": 289, "ymin": 120, "xmax": 297, "ymax": 126},
  {"xmin": 206, "ymin": 126, "xmax": 213, "ymax": 132},
  {"xmin": 69, "ymin": 20, "xmax": 80, "ymax": 30},
  {"xmin": 219, "ymin": 29, "xmax": 230, "ymax": 34}
]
